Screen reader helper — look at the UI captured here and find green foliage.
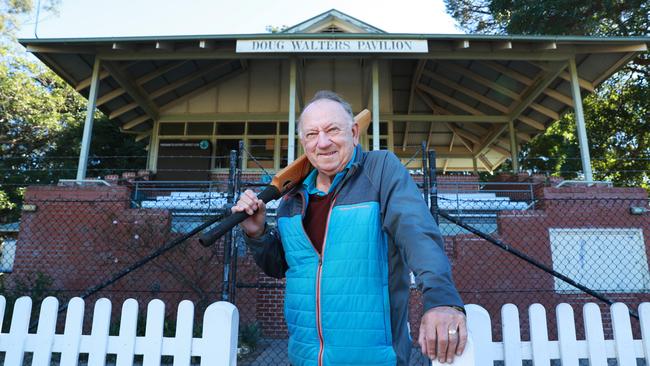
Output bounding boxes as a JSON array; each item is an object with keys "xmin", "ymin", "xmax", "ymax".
[
  {"xmin": 0, "ymin": 42, "xmax": 147, "ymax": 222},
  {"xmin": 445, "ymin": 0, "xmax": 649, "ymax": 188}
]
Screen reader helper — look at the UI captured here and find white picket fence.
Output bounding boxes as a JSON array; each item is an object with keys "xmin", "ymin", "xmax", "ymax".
[
  {"xmin": 0, "ymin": 296, "xmax": 238, "ymax": 366},
  {"xmin": 438, "ymin": 302, "xmax": 650, "ymax": 366}
]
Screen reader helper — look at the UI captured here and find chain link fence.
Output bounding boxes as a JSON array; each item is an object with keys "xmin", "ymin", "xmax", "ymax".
[{"xmin": 1, "ymin": 142, "xmax": 649, "ymax": 365}]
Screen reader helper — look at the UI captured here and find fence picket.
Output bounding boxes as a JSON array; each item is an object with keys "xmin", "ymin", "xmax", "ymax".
[
  {"xmin": 115, "ymin": 299, "xmax": 139, "ymax": 366},
  {"xmin": 142, "ymin": 299, "xmax": 165, "ymax": 366},
  {"xmin": 59, "ymin": 297, "xmax": 85, "ymax": 366},
  {"xmin": 172, "ymin": 300, "xmax": 195, "ymax": 366},
  {"xmin": 639, "ymin": 303, "xmax": 650, "ymax": 365},
  {"xmin": 583, "ymin": 303, "xmax": 607, "ymax": 366},
  {"xmin": 465, "ymin": 304, "xmax": 490, "ymax": 366},
  {"xmin": 87, "ymin": 298, "xmax": 112, "ymax": 366},
  {"xmin": 32, "ymin": 296, "xmax": 59, "ymax": 366},
  {"xmin": 611, "ymin": 303, "xmax": 635, "ymax": 366},
  {"xmin": 3, "ymin": 296, "xmax": 32, "ymax": 365},
  {"xmin": 201, "ymin": 301, "xmax": 239, "ymax": 366},
  {"xmin": 501, "ymin": 303, "xmax": 522, "ymax": 366},
  {"xmin": 556, "ymin": 303, "xmax": 578, "ymax": 366},
  {"xmin": 529, "ymin": 303, "xmax": 550, "ymax": 366}
]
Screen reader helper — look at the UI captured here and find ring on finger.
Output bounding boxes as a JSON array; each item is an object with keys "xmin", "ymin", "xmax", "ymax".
[{"xmin": 448, "ymin": 326, "xmax": 458, "ymax": 335}]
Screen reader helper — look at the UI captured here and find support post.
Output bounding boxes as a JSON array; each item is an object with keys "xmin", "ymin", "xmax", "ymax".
[
  {"xmin": 76, "ymin": 58, "xmax": 101, "ymax": 181},
  {"xmin": 508, "ymin": 119, "xmax": 519, "ymax": 173},
  {"xmin": 147, "ymin": 120, "xmax": 160, "ymax": 173},
  {"xmin": 568, "ymin": 57, "xmax": 594, "ymax": 181},
  {"xmin": 221, "ymin": 149, "xmax": 238, "ymax": 301},
  {"xmin": 288, "ymin": 58, "xmax": 297, "ymax": 163},
  {"xmin": 372, "ymin": 60, "xmax": 380, "ymax": 151},
  {"xmin": 428, "ymin": 150, "xmax": 439, "ymax": 224}
]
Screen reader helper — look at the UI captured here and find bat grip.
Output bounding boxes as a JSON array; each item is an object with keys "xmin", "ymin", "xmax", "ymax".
[{"xmin": 198, "ymin": 185, "xmax": 281, "ymax": 247}]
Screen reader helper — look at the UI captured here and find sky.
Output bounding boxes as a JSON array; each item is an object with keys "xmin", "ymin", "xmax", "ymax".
[{"xmin": 17, "ymin": 0, "xmax": 463, "ymax": 39}]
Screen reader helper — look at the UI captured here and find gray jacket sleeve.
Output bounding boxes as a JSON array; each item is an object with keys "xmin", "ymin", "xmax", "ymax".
[
  {"xmin": 243, "ymin": 224, "xmax": 288, "ymax": 279},
  {"xmin": 374, "ymin": 151, "xmax": 464, "ymax": 312}
]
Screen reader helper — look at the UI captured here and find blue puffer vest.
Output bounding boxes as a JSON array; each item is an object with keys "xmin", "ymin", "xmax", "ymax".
[{"xmin": 277, "ymin": 176, "xmax": 397, "ymax": 365}]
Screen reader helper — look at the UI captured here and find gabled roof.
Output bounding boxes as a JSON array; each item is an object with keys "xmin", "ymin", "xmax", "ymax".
[{"xmin": 282, "ymin": 9, "xmax": 386, "ymax": 34}]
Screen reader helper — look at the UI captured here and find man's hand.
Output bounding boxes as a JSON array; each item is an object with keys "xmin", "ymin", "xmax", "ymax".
[
  {"xmin": 418, "ymin": 306, "xmax": 467, "ymax": 363},
  {"xmin": 231, "ymin": 189, "xmax": 267, "ymax": 238}
]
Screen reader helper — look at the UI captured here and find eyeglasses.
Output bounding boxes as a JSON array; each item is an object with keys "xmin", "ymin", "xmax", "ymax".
[{"xmin": 302, "ymin": 126, "xmax": 344, "ymax": 143}]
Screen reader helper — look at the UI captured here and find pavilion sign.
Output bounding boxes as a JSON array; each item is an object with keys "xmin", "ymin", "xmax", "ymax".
[{"xmin": 236, "ymin": 39, "xmax": 428, "ymax": 53}]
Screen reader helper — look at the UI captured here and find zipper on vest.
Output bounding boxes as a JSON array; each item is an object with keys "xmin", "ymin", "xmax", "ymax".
[{"xmin": 316, "ymin": 198, "xmax": 335, "ymax": 366}]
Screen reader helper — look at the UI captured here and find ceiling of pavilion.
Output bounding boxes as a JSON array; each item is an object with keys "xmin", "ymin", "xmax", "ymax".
[{"xmin": 19, "ymin": 9, "xmax": 649, "ymax": 171}]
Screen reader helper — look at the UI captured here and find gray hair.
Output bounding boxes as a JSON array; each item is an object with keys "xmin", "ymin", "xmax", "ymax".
[{"xmin": 297, "ymin": 90, "xmax": 354, "ymax": 138}]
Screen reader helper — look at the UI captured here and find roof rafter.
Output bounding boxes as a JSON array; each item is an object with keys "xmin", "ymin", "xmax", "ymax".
[
  {"xmin": 510, "ymin": 61, "xmax": 568, "ymax": 130},
  {"xmin": 417, "ymin": 83, "xmax": 485, "ymax": 116},
  {"xmin": 149, "ymin": 61, "xmax": 231, "ymax": 99},
  {"xmin": 403, "ymin": 60, "xmax": 427, "ymax": 151},
  {"xmin": 103, "ymin": 61, "xmax": 159, "ymax": 122},
  {"xmin": 159, "ymin": 61, "xmax": 248, "ymax": 112},
  {"xmin": 422, "ymin": 68, "xmax": 510, "ymax": 114},
  {"xmin": 481, "ymin": 60, "xmax": 574, "ymax": 106},
  {"xmin": 438, "ymin": 62, "xmax": 520, "ymax": 101}
]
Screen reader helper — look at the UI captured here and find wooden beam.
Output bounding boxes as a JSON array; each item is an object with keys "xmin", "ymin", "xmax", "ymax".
[
  {"xmin": 135, "ymin": 130, "xmax": 151, "ymax": 142},
  {"xmin": 149, "ymin": 61, "xmax": 231, "ymax": 99},
  {"xmin": 474, "ymin": 124, "xmax": 509, "ymax": 157},
  {"xmin": 481, "ymin": 61, "xmax": 574, "ymax": 106},
  {"xmin": 404, "ymin": 60, "xmax": 427, "ymax": 151},
  {"xmin": 532, "ymin": 61, "xmax": 594, "ymax": 92},
  {"xmin": 421, "ymin": 68, "xmax": 510, "ymax": 113},
  {"xmin": 136, "ymin": 61, "xmax": 189, "ymax": 86},
  {"xmin": 26, "ymin": 45, "xmax": 96, "ymax": 53},
  {"xmin": 122, "ymin": 115, "xmax": 152, "ymax": 130},
  {"xmin": 529, "ymin": 103, "xmax": 560, "ymax": 120},
  {"xmin": 417, "ymin": 83, "xmax": 486, "ymax": 116},
  {"xmin": 478, "ymin": 154, "xmax": 494, "ymax": 174},
  {"xmin": 439, "ymin": 62, "xmax": 521, "ymax": 101},
  {"xmin": 444, "ymin": 123, "xmax": 474, "ymax": 152},
  {"xmin": 76, "ymin": 70, "xmax": 111, "ymax": 91},
  {"xmin": 509, "ymin": 61, "xmax": 567, "ymax": 129},
  {"xmin": 98, "ymin": 61, "xmax": 181, "ymax": 106},
  {"xmin": 103, "ymin": 61, "xmax": 159, "ymax": 121},
  {"xmin": 518, "ymin": 115, "xmax": 546, "ymax": 130},
  {"xmin": 159, "ymin": 61, "xmax": 248, "ymax": 112},
  {"xmin": 415, "ymin": 89, "xmax": 452, "ymax": 115},
  {"xmin": 97, "ymin": 87, "xmax": 126, "ymax": 106}
]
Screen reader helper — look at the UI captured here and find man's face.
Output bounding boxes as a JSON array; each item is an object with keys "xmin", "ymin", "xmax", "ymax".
[{"xmin": 299, "ymin": 99, "xmax": 359, "ymax": 178}]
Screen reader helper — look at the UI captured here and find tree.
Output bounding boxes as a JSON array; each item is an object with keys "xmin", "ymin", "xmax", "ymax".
[
  {"xmin": 445, "ymin": 0, "xmax": 649, "ymax": 189},
  {"xmin": 1, "ymin": 1, "xmax": 147, "ymax": 222}
]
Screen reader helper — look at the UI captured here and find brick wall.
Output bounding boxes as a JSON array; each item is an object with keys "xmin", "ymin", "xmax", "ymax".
[{"xmin": 11, "ymin": 184, "xmax": 650, "ymax": 342}]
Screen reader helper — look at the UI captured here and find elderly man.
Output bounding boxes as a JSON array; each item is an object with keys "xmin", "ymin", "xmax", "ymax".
[{"xmin": 233, "ymin": 91, "xmax": 466, "ymax": 366}]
